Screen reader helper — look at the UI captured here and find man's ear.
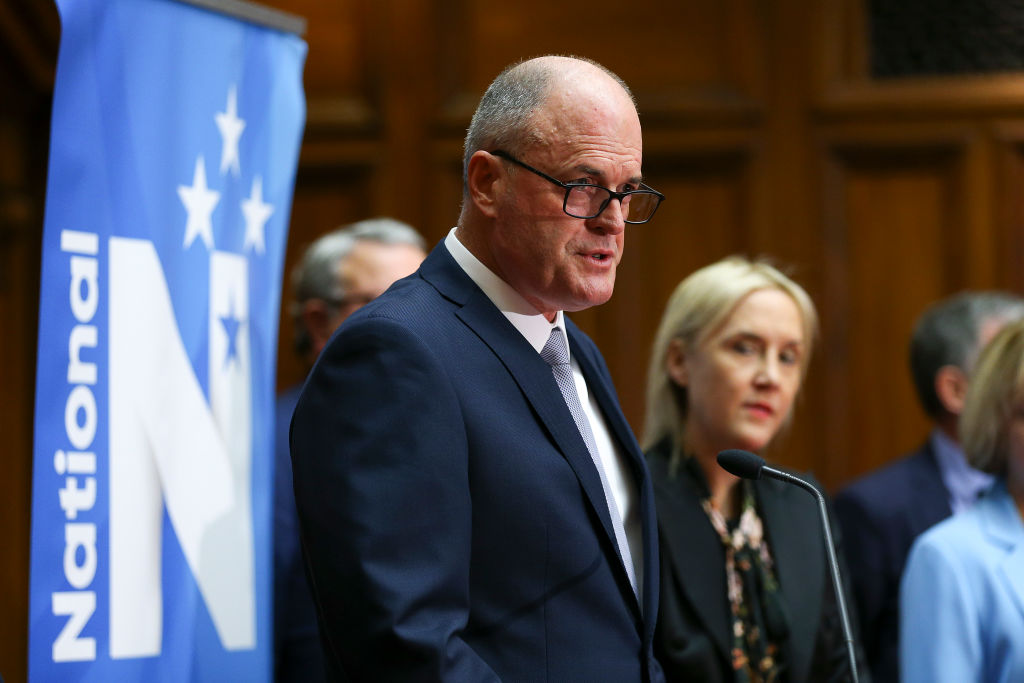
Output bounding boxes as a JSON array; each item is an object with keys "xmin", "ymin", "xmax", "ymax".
[
  {"xmin": 301, "ymin": 299, "xmax": 335, "ymax": 356},
  {"xmin": 666, "ymin": 338, "xmax": 689, "ymax": 387},
  {"xmin": 935, "ymin": 364, "xmax": 969, "ymax": 416},
  {"xmin": 466, "ymin": 150, "xmax": 503, "ymax": 218}
]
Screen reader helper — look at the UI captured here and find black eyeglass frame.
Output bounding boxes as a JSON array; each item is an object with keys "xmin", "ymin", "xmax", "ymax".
[{"xmin": 491, "ymin": 150, "xmax": 664, "ymax": 224}]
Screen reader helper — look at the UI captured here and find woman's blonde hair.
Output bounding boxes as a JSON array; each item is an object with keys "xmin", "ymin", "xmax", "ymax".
[
  {"xmin": 641, "ymin": 256, "xmax": 818, "ymax": 452},
  {"xmin": 960, "ymin": 318, "xmax": 1024, "ymax": 475}
]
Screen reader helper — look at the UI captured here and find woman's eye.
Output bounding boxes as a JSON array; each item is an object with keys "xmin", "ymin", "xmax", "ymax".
[
  {"xmin": 780, "ymin": 348, "xmax": 799, "ymax": 365},
  {"xmin": 732, "ymin": 340, "xmax": 757, "ymax": 355}
]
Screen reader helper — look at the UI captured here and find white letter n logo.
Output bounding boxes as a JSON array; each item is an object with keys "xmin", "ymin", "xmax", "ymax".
[{"xmin": 108, "ymin": 237, "xmax": 255, "ymax": 657}]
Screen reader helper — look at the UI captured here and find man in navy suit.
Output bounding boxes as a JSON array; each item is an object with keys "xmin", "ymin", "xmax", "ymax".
[
  {"xmin": 274, "ymin": 219, "xmax": 426, "ymax": 682},
  {"xmin": 834, "ymin": 291, "xmax": 1024, "ymax": 683},
  {"xmin": 290, "ymin": 56, "xmax": 666, "ymax": 680}
]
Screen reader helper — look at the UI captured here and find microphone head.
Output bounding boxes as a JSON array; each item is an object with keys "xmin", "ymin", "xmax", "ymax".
[{"xmin": 717, "ymin": 449, "xmax": 766, "ymax": 480}]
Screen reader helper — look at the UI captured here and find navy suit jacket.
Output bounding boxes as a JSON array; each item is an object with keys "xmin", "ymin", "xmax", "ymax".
[
  {"xmin": 834, "ymin": 441, "xmax": 952, "ymax": 683},
  {"xmin": 290, "ymin": 243, "xmax": 662, "ymax": 681},
  {"xmin": 274, "ymin": 384, "xmax": 328, "ymax": 682}
]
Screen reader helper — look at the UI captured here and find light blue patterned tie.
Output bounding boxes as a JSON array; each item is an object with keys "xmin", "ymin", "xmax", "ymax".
[{"xmin": 541, "ymin": 327, "xmax": 638, "ymax": 598}]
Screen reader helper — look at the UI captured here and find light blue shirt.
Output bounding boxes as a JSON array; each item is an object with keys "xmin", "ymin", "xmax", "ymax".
[
  {"xmin": 901, "ymin": 480, "xmax": 1024, "ymax": 682},
  {"xmin": 931, "ymin": 428, "xmax": 994, "ymax": 514}
]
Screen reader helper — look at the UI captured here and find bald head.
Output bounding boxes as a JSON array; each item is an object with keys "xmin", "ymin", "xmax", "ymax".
[
  {"xmin": 456, "ymin": 56, "xmax": 646, "ymax": 319},
  {"xmin": 461, "ymin": 56, "xmax": 637, "ymax": 195}
]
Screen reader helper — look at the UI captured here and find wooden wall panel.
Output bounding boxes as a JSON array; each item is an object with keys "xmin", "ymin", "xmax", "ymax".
[
  {"xmin": 424, "ymin": 142, "xmax": 465, "ymax": 242},
  {"xmin": 0, "ymin": 193, "xmax": 37, "ymax": 683},
  {"xmin": 432, "ymin": 0, "xmax": 767, "ymax": 126},
  {"xmin": 0, "ymin": 97, "xmax": 47, "ymax": 683},
  {"xmin": 995, "ymin": 125, "xmax": 1024, "ymax": 293},
  {"xmin": 286, "ymin": 1, "xmax": 370, "ymax": 108},
  {"xmin": 820, "ymin": 135, "xmax": 977, "ymax": 482}
]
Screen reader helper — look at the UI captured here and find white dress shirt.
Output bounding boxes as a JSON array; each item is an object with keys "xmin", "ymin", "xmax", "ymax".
[{"xmin": 444, "ymin": 228, "xmax": 642, "ymax": 595}]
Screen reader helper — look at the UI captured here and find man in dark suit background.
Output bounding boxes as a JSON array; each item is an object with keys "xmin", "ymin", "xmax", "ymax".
[
  {"xmin": 274, "ymin": 218, "xmax": 426, "ymax": 682},
  {"xmin": 834, "ymin": 290, "xmax": 1024, "ymax": 683},
  {"xmin": 289, "ymin": 56, "xmax": 666, "ymax": 680}
]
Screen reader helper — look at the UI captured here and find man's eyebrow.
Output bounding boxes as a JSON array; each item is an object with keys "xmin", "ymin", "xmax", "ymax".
[{"xmin": 574, "ymin": 164, "xmax": 644, "ymax": 186}]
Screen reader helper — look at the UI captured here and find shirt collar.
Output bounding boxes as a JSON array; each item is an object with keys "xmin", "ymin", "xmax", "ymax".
[
  {"xmin": 931, "ymin": 427, "xmax": 994, "ymax": 512},
  {"xmin": 444, "ymin": 227, "xmax": 566, "ymax": 355}
]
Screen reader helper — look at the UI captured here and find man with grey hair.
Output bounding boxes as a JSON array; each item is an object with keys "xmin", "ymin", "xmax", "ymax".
[
  {"xmin": 290, "ymin": 56, "xmax": 665, "ymax": 680},
  {"xmin": 835, "ymin": 290, "xmax": 1024, "ymax": 683},
  {"xmin": 289, "ymin": 218, "xmax": 427, "ymax": 367},
  {"xmin": 275, "ymin": 218, "xmax": 425, "ymax": 682}
]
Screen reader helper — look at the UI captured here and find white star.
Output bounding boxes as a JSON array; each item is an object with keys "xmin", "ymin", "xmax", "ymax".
[
  {"xmin": 241, "ymin": 176, "xmax": 274, "ymax": 254},
  {"xmin": 178, "ymin": 156, "xmax": 220, "ymax": 250},
  {"xmin": 215, "ymin": 85, "xmax": 246, "ymax": 177}
]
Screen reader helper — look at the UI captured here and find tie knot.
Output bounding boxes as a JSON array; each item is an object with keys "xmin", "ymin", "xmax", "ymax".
[{"xmin": 540, "ymin": 327, "xmax": 569, "ymax": 367}]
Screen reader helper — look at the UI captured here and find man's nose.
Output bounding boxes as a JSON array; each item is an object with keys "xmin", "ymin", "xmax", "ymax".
[{"xmin": 588, "ymin": 198, "xmax": 626, "ymax": 235}]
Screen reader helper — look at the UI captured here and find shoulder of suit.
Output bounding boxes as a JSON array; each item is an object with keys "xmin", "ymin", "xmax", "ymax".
[
  {"xmin": 339, "ymin": 276, "xmax": 446, "ymax": 332},
  {"xmin": 835, "ymin": 443, "xmax": 934, "ymax": 508},
  {"xmin": 911, "ymin": 503, "xmax": 987, "ymax": 564},
  {"xmin": 313, "ymin": 281, "xmax": 457, "ymax": 369}
]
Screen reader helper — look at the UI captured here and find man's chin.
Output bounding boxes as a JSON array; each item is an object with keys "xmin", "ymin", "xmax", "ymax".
[{"xmin": 562, "ymin": 288, "xmax": 615, "ymax": 313}]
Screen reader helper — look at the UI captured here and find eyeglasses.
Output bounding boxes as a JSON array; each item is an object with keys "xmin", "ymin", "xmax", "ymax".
[
  {"xmin": 324, "ymin": 292, "xmax": 375, "ymax": 312},
  {"xmin": 491, "ymin": 150, "xmax": 664, "ymax": 224}
]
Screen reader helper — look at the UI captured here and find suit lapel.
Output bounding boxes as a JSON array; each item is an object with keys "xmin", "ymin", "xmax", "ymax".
[
  {"xmin": 649, "ymin": 452, "xmax": 732, "ymax": 661},
  {"xmin": 567, "ymin": 325, "xmax": 646, "ymax": 482},
  {"xmin": 419, "ymin": 246, "xmax": 626, "ymax": 602},
  {"xmin": 982, "ymin": 485, "xmax": 1024, "ymax": 622},
  {"xmin": 456, "ymin": 290, "xmax": 617, "ymax": 542},
  {"xmin": 756, "ymin": 478, "xmax": 824, "ymax": 683},
  {"xmin": 567, "ymin": 323, "xmax": 650, "ymax": 619}
]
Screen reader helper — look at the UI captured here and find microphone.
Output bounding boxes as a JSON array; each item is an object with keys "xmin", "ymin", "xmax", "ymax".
[{"xmin": 717, "ymin": 449, "xmax": 860, "ymax": 683}]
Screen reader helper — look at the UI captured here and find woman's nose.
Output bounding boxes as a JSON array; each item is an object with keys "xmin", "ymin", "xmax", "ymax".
[{"xmin": 755, "ymin": 356, "xmax": 780, "ymax": 386}]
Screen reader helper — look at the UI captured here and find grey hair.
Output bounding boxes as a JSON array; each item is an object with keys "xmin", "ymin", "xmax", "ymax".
[
  {"xmin": 909, "ymin": 291, "xmax": 1024, "ymax": 419},
  {"xmin": 290, "ymin": 218, "xmax": 426, "ymax": 356},
  {"xmin": 642, "ymin": 256, "xmax": 818, "ymax": 454},
  {"xmin": 462, "ymin": 56, "xmax": 636, "ymax": 194}
]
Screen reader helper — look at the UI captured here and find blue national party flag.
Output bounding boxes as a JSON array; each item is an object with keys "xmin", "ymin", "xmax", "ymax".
[{"xmin": 28, "ymin": 0, "xmax": 306, "ymax": 679}]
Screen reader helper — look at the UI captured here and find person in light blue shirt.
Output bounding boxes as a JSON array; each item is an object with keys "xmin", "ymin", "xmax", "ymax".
[
  {"xmin": 900, "ymin": 318, "xmax": 1024, "ymax": 683},
  {"xmin": 834, "ymin": 291, "xmax": 1024, "ymax": 683}
]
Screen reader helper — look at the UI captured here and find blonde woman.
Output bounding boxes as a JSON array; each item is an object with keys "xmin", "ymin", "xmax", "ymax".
[
  {"xmin": 900, "ymin": 318, "xmax": 1024, "ymax": 682},
  {"xmin": 644, "ymin": 256, "xmax": 862, "ymax": 682}
]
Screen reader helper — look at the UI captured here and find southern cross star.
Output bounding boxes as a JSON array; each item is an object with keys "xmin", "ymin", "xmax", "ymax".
[
  {"xmin": 241, "ymin": 176, "xmax": 274, "ymax": 254},
  {"xmin": 215, "ymin": 85, "xmax": 246, "ymax": 177},
  {"xmin": 178, "ymin": 155, "xmax": 220, "ymax": 249}
]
